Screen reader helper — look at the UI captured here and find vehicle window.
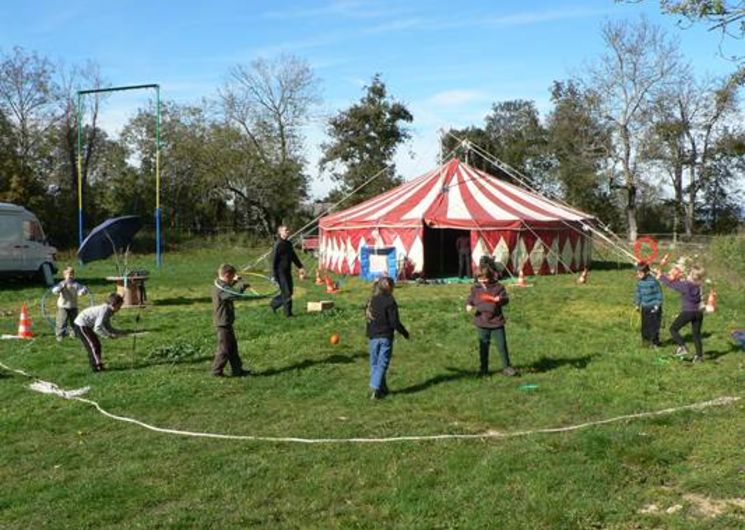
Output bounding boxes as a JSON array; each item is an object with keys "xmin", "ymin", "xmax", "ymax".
[
  {"xmin": 23, "ymin": 220, "xmax": 45, "ymax": 242},
  {"xmin": 0, "ymin": 216, "xmax": 21, "ymax": 243}
]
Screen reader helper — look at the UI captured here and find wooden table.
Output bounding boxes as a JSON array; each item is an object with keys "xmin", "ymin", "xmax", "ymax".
[{"xmin": 105, "ymin": 274, "xmax": 149, "ymax": 307}]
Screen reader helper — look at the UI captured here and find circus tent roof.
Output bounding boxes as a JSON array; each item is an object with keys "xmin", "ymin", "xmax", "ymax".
[{"xmin": 320, "ymin": 158, "xmax": 594, "ymax": 231}]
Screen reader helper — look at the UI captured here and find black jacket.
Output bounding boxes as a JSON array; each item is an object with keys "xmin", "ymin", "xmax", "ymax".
[
  {"xmin": 366, "ymin": 294, "xmax": 409, "ymax": 340},
  {"xmin": 272, "ymin": 239, "xmax": 303, "ymax": 278}
]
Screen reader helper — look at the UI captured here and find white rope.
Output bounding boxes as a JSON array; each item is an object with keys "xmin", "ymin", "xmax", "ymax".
[
  {"xmin": 449, "ymin": 133, "xmax": 638, "ymax": 263},
  {"xmin": 1, "ymin": 360, "xmax": 738, "ymax": 445}
]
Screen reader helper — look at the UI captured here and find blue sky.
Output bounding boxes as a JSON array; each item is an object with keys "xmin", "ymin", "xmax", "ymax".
[{"xmin": 1, "ymin": 0, "xmax": 738, "ymax": 197}]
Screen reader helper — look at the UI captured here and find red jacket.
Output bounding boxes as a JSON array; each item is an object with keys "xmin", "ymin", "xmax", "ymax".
[{"xmin": 466, "ymin": 280, "xmax": 509, "ymax": 328}]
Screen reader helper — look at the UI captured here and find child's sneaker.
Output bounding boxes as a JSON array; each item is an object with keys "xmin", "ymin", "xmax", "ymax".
[
  {"xmin": 673, "ymin": 346, "xmax": 688, "ymax": 359},
  {"xmin": 692, "ymin": 355, "xmax": 704, "ymax": 363},
  {"xmin": 502, "ymin": 366, "xmax": 520, "ymax": 377}
]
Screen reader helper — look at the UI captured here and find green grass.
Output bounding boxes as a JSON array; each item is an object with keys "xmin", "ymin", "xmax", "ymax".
[{"xmin": 1, "ymin": 246, "xmax": 744, "ymax": 529}]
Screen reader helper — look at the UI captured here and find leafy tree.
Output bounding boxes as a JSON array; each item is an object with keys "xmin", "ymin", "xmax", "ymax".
[
  {"xmin": 484, "ymin": 100, "xmax": 549, "ymax": 185},
  {"xmin": 546, "ymin": 81, "xmax": 618, "ymax": 222},
  {"xmin": 587, "ymin": 18, "xmax": 681, "ymax": 241},
  {"xmin": 320, "ymin": 74, "xmax": 413, "ymax": 204},
  {"xmin": 440, "ymin": 126, "xmax": 497, "ymax": 174},
  {"xmin": 698, "ymin": 128, "xmax": 745, "ymax": 231}
]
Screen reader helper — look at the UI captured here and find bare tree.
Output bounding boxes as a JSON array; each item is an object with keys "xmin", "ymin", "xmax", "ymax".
[
  {"xmin": 55, "ymin": 60, "xmax": 106, "ymax": 197},
  {"xmin": 588, "ymin": 18, "xmax": 681, "ymax": 240},
  {"xmin": 644, "ymin": 70, "xmax": 741, "ymax": 237},
  {"xmin": 0, "ymin": 46, "xmax": 60, "ymax": 163},
  {"xmin": 218, "ymin": 55, "xmax": 320, "ymax": 230}
]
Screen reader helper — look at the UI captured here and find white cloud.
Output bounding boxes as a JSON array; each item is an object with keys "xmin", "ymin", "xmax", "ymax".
[
  {"xmin": 263, "ymin": 0, "xmax": 406, "ymax": 21},
  {"xmin": 426, "ymin": 89, "xmax": 489, "ymax": 107}
]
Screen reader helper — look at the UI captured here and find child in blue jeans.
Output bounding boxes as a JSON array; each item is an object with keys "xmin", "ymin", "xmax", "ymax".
[{"xmin": 365, "ymin": 277, "xmax": 409, "ymax": 400}]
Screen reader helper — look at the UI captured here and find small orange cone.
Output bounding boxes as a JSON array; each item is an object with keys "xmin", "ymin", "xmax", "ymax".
[
  {"xmin": 324, "ymin": 275, "xmax": 340, "ymax": 294},
  {"xmin": 315, "ymin": 269, "xmax": 325, "ymax": 285},
  {"xmin": 516, "ymin": 270, "xmax": 528, "ymax": 287},
  {"xmin": 577, "ymin": 268, "xmax": 588, "ymax": 284},
  {"xmin": 17, "ymin": 304, "xmax": 33, "ymax": 339},
  {"xmin": 705, "ymin": 288, "xmax": 717, "ymax": 314}
]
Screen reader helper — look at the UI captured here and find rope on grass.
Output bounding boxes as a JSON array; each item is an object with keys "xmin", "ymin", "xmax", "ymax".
[{"xmin": 1, "ymin": 359, "xmax": 739, "ymax": 444}]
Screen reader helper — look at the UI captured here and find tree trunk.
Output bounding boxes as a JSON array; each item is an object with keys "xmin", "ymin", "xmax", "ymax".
[{"xmin": 626, "ymin": 184, "xmax": 638, "ymax": 242}]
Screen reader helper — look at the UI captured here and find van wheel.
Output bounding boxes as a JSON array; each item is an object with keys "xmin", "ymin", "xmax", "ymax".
[{"xmin": 39, "ymin": 263, "xmax": 54, "ymax": 286}]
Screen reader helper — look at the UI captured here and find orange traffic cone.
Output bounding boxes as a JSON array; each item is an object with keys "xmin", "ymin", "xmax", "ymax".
[
  {"xmin": 577, "ymin": 268, "xmax": 588, "ymax": 284},
  {"xmin": 516, "ymin": 270, "xmax": 528, "ymax": 287},
  {"xmin": 324, "ymin": 275, "xmax": 339, "ymax": 294},
  {"xmin": 17, "ymin": 304, "xmax": 33, "ymax": 339},
  {"xmin": 705, "ymin": 288, "xmax": 717, "ymax": 314},
  {"xmin": 315, "ymin": 269, "xmax": 325, "ymax": 285}
]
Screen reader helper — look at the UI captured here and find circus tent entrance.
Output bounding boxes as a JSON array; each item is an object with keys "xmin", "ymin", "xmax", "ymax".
[{"xmin": 423, "ymin": 227, "xmax": 468, "ymax": 278}]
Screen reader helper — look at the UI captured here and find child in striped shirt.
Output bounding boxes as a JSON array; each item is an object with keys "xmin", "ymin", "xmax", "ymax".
[{"xmin": 634, "ymin": 262, "xmax": 663, "ymax": 347}]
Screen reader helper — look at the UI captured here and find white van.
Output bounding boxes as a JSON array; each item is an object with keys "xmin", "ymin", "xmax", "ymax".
[{"xmin": 0, "ymin": 202, "xmax": 57, "ymax": 285}]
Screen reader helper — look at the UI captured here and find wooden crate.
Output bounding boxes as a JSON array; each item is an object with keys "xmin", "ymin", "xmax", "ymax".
[{"xmin": 307, "ymin": 300, "xmax": 335, "ymax": 312}]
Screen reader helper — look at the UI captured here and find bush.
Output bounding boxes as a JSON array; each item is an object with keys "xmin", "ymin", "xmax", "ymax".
[{"xmin": 708, "ymin": 234, "xmax": 745, "ymax": 283}]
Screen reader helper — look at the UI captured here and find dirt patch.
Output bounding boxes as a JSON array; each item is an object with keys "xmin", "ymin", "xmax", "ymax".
[{"xmin": 640, "ymin": 494, "xmax": 745, "ymax": 519}]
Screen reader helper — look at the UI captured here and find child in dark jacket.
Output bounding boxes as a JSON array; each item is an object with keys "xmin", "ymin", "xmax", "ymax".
[
  {"xmin": 634, "ymin": 262, "xmax": 663, "ymax": 347},
  {"xmin": 365, "ymin": 277, "xmax": 409, "ymax": 400},
  {"xmin": 466, "ymin": 264, "xmax": 518, "ymax": 376},
  {"xmin": 658, "ymin": 264, "xmax": 706, "ymax": 362},
  {"xmin": 211, "ymin": 263, "xmax": 251, "ymax": 377}
]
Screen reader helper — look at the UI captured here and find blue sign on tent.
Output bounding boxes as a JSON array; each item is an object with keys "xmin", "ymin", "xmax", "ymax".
[{"xmin": 359, "ymin": 246, "xmax": 397, "ymax": 281}]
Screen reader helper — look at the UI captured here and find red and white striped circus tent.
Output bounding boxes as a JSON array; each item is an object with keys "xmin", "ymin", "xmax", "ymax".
[{"xmin": 319, "ymin": 158, "xmax": 595, "ymax": 277}]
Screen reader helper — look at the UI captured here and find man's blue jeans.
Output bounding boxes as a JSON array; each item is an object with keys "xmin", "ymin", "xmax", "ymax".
[{"xmin": 369, "ymin": 337, "xmax": 392, "ymax": 391}]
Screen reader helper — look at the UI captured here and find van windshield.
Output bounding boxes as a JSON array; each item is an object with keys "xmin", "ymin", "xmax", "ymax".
[{"xmin": 0, "ymin": 215, "xmax": 21, "ymax": 243}]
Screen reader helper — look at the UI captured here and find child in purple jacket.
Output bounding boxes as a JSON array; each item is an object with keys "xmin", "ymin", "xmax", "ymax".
[
  {"xmin": 658, "ymin": 265, "xmax": 706, "ymax": 362},
  {"xmin": 466, "ymin": 263, "xmax": 518, "ymax": 377}
]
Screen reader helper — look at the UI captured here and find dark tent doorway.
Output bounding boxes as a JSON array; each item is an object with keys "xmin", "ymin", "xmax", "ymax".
[{"xmin": 423, "ymin": 227, "xmax": 469, "ymax": 278}]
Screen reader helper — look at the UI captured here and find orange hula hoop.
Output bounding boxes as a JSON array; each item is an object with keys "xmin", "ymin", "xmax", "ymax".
[{"xmin": 633, "ymin": 236, "xmax": 658, "ymax": 264}]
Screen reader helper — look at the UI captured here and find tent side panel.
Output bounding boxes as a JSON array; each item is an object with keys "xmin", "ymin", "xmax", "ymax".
[
  {"xmin": 319, "ymin": 227, "xmax": 424, "ymax": 276},
  {"xmin": 471, "ymin": 227, "xmax": 592, "ymax": 275}
]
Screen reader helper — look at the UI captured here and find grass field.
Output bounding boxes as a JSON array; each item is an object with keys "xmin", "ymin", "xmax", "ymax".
[{"xmin": 1, "ymin": 244, "xmax": 743, "ymax": 529}]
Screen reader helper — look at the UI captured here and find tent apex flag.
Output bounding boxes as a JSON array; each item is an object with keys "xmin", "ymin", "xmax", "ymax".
[{"xmin": 319, "ymin": 159, "xmax": 595, "ymax": 278}]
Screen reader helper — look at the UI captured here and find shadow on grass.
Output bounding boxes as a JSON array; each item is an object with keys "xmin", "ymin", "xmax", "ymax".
[
  {"xmin": 391, "ymin": 367, "xmax": 475, "ymax": 395},
  {"xmin": 705, "ymin": 343, "xmax": 741, "ymax": 360},
  {"xmin": 107, "ymin": 354, "xmax": 213, "ymax": 372},
  {"xmin": 0, "ymin": 279, "xmax": 47, "ymax": 292},
  {"xmin": 253, "ymin": 351, "xmax": 367, "ymax": 377},
  {"xmin": 153, "ymin": 296, "xmax": 211, "ymax": 306},
  {"xmin": 523, "ymin": 353, "xmax": 599, "ymax": 373},
  {"xmin": 591, "ymin": 260, "xmax": 635, "ymax": 271}
]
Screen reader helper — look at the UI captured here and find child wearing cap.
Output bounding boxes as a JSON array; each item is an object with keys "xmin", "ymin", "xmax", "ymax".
[{"xmin": 634, "ymin": 262, "xmax": 663, "ymax": 347}]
